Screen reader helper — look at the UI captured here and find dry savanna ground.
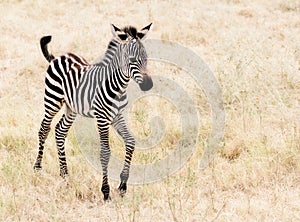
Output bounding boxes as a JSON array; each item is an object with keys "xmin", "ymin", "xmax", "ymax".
[{"xmin": 0, "ymin": 0, "xmax": 300, "ymax": 221}]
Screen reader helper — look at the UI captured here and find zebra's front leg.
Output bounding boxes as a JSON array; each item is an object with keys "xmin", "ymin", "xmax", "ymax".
[
  {"xmin": 55, "ymin": 109, "xmax": 76, "ymax": 178},
  {"xmin": 97, "ymin": 121, "xmax": 112, "ymax": 201},
  {"xmin": 112, "ymin": 114, "xmax": 135, "ymax": 197}
]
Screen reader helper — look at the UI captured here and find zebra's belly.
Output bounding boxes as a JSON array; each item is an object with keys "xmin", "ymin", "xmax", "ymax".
[
  {"xmin": 65, "ymin": 88, "xmax": 128, "ymax": 120},
  {"xmin": 79, "ymin": 108, "xmax": 96, "ymax": 118},
  {"xmin": 65, "ymin": 101, "xmax": 95, "ymax": 118},
  {"xmin": 90, "ymin": 95, "xmax": 128, "ymax": 121},
  {"xmin": 62, "ymin": 92, "xmax": 95, "ymax": 118}
]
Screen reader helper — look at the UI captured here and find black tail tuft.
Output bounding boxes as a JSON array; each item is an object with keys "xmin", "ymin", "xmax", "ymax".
[{"xmin": 40, "ymin": 36, "xmax": 55, "ymax": 62}]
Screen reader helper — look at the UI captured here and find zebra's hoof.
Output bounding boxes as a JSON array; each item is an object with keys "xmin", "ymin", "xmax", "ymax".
[
  {"xmin": 103, "ymin": 195, "xmax": 111, "ymax": 202},
  {"xmin": 33, "ymin": 164, "xmax": 42, "ymax": 172},
  {"xmin": 118, "ymin": 182, "xmax": 127, "ymax": 197},
  {"xmin": 59, "ymin": 168, "xmax": 69, "ymax": 178}
]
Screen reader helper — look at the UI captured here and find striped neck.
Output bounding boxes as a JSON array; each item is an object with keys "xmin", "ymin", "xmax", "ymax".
[{"xmin": 95, "ymin": 39, "xmax": 120, "ymax": 66}]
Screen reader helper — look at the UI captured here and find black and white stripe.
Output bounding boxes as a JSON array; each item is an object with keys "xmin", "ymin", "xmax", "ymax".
[{"xmin": 34, "ymin": 24, "xmax": 153, "ymax": 201}]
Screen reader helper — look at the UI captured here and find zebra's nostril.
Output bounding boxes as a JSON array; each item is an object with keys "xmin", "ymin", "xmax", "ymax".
[{"xmin": 139, "ymin": 75, "xmax": 153, "ymax": 91}]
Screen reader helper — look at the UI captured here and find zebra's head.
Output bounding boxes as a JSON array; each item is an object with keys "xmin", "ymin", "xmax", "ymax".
[{"xmin": 111, "ymin": 23, "xmax": 153, "ymax": 91}]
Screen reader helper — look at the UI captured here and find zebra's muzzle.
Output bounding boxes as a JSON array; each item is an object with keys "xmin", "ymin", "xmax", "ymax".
[{"xmin": 139, "ymin": 75, "xmax": 153, "ymax": 91}]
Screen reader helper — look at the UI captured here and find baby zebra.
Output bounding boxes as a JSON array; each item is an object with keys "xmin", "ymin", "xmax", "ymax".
[{"xmin": 34, "ymin": 24, "xmax": 153, "ymax": 201}]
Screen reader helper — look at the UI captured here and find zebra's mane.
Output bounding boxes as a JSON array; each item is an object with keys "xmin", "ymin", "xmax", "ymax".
[
  {"xmin": 122, "ymin": 26, "xmax": 138, "ymax": 39},
  {"xmin": 93, "ymin": 39, "xmax": 120, "ymax": 66},
  {"xmin": 93, "ymin": 25, "xmax": 139, "ymax": 66}
]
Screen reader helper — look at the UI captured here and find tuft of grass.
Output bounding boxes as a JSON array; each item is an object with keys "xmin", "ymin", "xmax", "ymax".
[{"xmin": 279, "ymin": 0, "xmax": 300, "ymax": 12}]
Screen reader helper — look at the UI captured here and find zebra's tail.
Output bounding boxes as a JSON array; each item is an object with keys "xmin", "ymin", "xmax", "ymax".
[{"xmin": 40, "ymin": 36, "xmax": 55, "ymax": 62}]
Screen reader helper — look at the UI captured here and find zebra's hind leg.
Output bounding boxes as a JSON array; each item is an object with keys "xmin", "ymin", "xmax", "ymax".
[
  {"xmin": 34, "ymin": 116, "xmax": 52, "ymax": 171},
  {"xmin": 34, "ymin": 107, "xmax": 62, "ymax": 171},
  {"xmin": 96, "ymin": 119, "xmax": 112, "ymax": 201},
  {"xmin": 55, "ymin": 108, "xmax": 76, "ymax": 178},
  {"xmin": 112, "ymin": 114, "xmax": 135, "ymax": 197}
]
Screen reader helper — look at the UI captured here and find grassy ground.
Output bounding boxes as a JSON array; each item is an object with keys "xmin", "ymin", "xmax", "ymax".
[{"xmin": 0, "ymin": 0, "xmax": 299, "ymax": 221}]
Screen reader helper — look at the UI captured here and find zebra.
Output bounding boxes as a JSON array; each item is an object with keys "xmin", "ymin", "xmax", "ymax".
[{"xmin": 34, "ymin": 24, "xmax": 153, "ymax": 201}]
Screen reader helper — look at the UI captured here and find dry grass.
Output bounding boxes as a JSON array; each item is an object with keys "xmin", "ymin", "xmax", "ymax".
[{"xmin": 0, "ymin": 0, "xmax": 300, "ymax": 221}]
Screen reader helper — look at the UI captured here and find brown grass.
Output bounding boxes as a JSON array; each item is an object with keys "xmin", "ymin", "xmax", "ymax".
[{"xmin": 0, "ymin": 0, "xmax": 299, "ymax": 221}]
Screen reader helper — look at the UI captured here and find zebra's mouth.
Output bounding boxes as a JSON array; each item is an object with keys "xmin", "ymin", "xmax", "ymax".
[{"xmin": 139, "ymin": 75, "xmax": 153, "ymax": 91}]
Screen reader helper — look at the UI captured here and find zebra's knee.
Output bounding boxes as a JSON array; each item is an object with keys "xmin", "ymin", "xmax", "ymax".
[
  {"xmin": 100, "ymin": 147, "xmax": 111, "ymax": 167},
  {"xmin": 55, "ymin": 122, "xmax": 66, "ymax": 150},
  {"xmin": 55, "ymin": 122, "xmax": 63, "ymax": 139},
  {"xmin": 38, "ymin": 121, "xmax": 51, "ymax": 142},
  {"xmin": 38, "ymin": 127, "xmax": 45, "ymax": 141},
  {"xmin": 40, "ymin": 118, "xmax": 50, "ymax": 131},
  {"xmin": 125, "ymin": 135, "xmax": 135, "ymax": 149}
]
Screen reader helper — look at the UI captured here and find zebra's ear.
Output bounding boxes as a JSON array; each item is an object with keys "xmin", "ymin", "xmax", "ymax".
[
  {"xmin": 137, "ymin": 23, "xmax": 152, "ymax": 40},
  {"xmin": 111, "ymin": 24, "xmax": 128, "ymax": 42}
]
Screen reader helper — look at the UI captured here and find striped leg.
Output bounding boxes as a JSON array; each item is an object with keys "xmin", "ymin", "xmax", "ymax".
[
  {"xmin": 34, "ymin": 114, "xmax": 55, "ymax": 171},
  {"xmin": 55, "ymin": 108, "xmax": 76, "ymax": 178},
  {"xmin": 96, "ymin": 118, "xmax": 112, "ymax": 201},
  {"xmin": 34, "ymin": 100, "xmax": 63, "ymax": 171},
  {"xmin": 112, "ymin": 114, "xmax": 135, "ymax": 197}
]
